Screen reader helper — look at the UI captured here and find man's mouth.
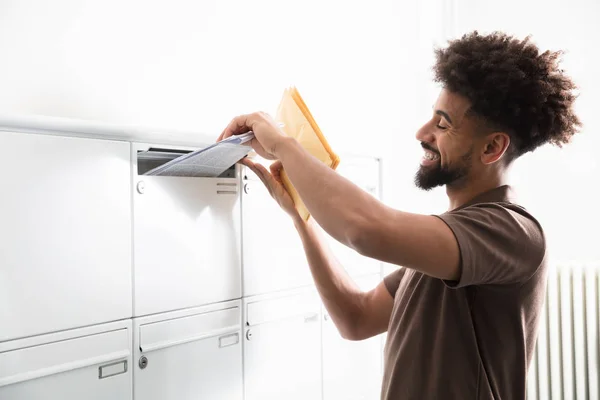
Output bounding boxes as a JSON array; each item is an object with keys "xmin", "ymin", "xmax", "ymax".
[
  {"xmin": 422, "ymin": 146, "xmax": 440, "ymax": 164},
  {"xmin": 422, "ymin": 149, "xmax": 440, "ymax": 161}
]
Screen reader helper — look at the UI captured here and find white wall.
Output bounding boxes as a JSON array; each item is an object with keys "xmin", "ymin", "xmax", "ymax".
[
  {"xmin": 389, "ymin": 0, "xmax": 459, "ymax": 214},
  {"xmin": 1, "ymin": 0, "xmax": 594, "ymax": 261},
  {"xmin": 376, "ymin": 0, "xmax": 600, "ymax": 262},
  {"xmin": 0, "ymin": 0, "xmax": 419, "ymax": 208},
  {"xmin": 447, "ymin": 0, "xmax": 600, "ymax": 262}
]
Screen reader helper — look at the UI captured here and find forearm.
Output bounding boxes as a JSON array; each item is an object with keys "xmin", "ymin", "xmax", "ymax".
[
  {"xmin": 293, "ymin": 217, "xmax": 366, "ymax": 339},
  {"xmin": 278, "ymin": 138, "xmax": 380, "ymax": 249}
]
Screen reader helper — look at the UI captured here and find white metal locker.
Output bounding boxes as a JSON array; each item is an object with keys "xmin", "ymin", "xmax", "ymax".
[
  {"xmin": 241, "ymin": 165, "xmax": 312, "ymax": 296},
  {"xmin": 133, "ymin": 300, "xmax": 243, "ymax": 400},
  {"xmin": 322, "ymin": 274, "xmax": 384, "ymax": 400},
  {"xmin": 0, "ymin": 320, "xmax": 132, "ymax": 400},
  {"xmin": 243, "ymin": 289, "xmax": 323, "ymax": 400},
  {"xmin": 0, "ymin": 131, "xmax": 132, "ymax": 342},
  {"xmin": 132, "ymin": 143, "xmax": 242, "ymax": 317}
]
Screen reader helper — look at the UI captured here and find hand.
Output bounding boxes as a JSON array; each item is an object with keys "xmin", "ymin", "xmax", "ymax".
[
  {"xmin": 218, "ymin": 112, "xmax": 289, "ymax": 160},
  {"xmin": 241, "ymin": 157, "xmax": 301, "ymax": 221}
]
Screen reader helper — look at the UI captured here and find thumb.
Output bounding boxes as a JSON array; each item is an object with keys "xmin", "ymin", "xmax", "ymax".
[
  {"xmin": 270, "ymin": 161, "xmax": 285, "ymax": 183},
  {"xmin": 242, "ymin": 158, "xmax": 277, "ymax": 194}
]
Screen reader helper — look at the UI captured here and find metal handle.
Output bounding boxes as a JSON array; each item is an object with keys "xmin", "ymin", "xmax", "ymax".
[
  {"xmin": 99, "ymin": 360, "xmax": 128, "ymax": 379},
  {"xmin": 219, "ymin": 333, "xmax": 240, "ymax": 348}
]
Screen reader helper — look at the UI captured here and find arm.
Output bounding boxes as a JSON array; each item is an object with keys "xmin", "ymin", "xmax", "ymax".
[
  {"xmin": 276, "ymin": 138, "xmax": 460, "ymax": 281},
  {"xmin": 240, "ymin": 157, "xmax": 393, "ymax": 341},
  {"xmin": 218, "ymin": 113, "xmax": 460, "ymax": 281},
  {"xmin": 294, "ymin": 217, "xmax": 394, "ymax": 341}
]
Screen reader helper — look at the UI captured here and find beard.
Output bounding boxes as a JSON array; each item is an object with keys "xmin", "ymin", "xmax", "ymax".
[{"xmin": 414, "ymin": 144, "xmax": 473, "ymax": 191}]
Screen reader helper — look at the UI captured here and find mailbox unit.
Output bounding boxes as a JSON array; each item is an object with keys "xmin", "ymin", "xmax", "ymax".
[
  {"xmin": 132, "ymin": 143, "xmax": 242, "ymax": 317},
  {"xmin": 0, "ymin": 320, "xmax": 132, "ymax": 400},
  {"xmin": 0, "ymin": 131, "xmax": 132, "ymax": 342},
  {"xmin": 132, "ymin": 300, "xmax": 243, "ymax": 400},
  {"xmin": 0, "ymin": 117, "xmax": 386, "ymax": 400}
]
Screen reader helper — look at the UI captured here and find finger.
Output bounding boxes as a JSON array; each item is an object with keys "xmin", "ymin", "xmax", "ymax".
[
  {"xmin": 241, "ymin": 158, "xmax": 261, "ymax": 179},
  {"xmin": 218, "ymin": 116, "xmax": 246, "ymax": 141},
  {"xmin": 240, "ymin": 157, "xmax": 254, "ymax": 167},
  {"xmin": 269, "ymin": 160, "xmax": 283, "ymax": 175},
  {"xmin": 270, "ymin": 160, "xmax": 284, "ymax": 183},
  {"xmin": 241, "ymin": 158, "xmax": 270, "ymax": 182},
  {"xmin": 239, "ymin": 158, "xmax": 258, "ymax": 173},
  {"xmin": 243, "ymin": 160, "xmax": 274, "ymax": 192},
  {"xmin": 248, "ymin": 138, "xmax": 277, "ymax": 161},
  {"xmin": 253, "ymin": 163, "xmax": 276, "ymax": 187},
  {"xmin": 218, "ymin": 114, "xmax": 255, "ymax": 142}
]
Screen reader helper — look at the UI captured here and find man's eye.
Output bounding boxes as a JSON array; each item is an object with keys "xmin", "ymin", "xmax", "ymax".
[{"xmin": 436, "ymin": 124, "xmax": 448, "ymax": 130}]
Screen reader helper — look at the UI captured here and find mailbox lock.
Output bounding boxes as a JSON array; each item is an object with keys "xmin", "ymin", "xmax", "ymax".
[
  {"xmin": 244, "ymin": 183, "xmax": 251, "ymax": 194},
  {"xmin": 246, "ymin": 329, "xmax": 253, "ymax": 341},
  {"xmin": 139, "ymin": 356, "xmax": 148, "ymax": 369},
  {"xmin": 137, "ymin": 181, "xmax": 146, "ymax": 194}
]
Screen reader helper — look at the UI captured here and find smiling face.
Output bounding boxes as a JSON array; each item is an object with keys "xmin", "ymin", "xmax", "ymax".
[{"xmin": 414, "ymin": 89, "xmax": 492, "ymax": 191}]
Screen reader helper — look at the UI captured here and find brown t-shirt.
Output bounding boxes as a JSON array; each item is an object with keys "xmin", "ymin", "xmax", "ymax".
[{"xmin": 381, "ymin": 185, "xmax": 547, "ymax": 400}]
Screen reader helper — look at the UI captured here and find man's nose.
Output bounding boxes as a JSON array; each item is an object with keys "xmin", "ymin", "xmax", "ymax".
[{"xmin": 415, "ymin": 124, "xmax": 435, "ymax": 144}]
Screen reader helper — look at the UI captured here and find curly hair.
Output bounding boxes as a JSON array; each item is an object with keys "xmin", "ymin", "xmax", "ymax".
[{"xmin": 433, "ymin": 31, "xmax": 581, "ymax": 158}]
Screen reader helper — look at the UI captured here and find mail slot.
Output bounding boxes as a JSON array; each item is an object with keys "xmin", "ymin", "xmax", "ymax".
[
  {"xmin": 136, "ymin": 146, "xmax": 237, "ymax": 178},
  {"xmin": 132, "ymin": 142, "xmax": 242, "ymax": 317}
]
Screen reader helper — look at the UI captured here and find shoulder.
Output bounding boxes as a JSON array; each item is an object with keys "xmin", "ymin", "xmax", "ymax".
[
  {"xmin": 440, "ymin": 200, "xmax": 545, "ymax": 246},
  {"xmin": 437, "ymin": 200, "xmax": 547, "ymax": 285}
]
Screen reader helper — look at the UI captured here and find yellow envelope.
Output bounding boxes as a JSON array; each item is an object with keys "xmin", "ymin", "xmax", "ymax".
[{"xmin": 275, "ymin": 86, "xmax": 340, "ymax": 221}]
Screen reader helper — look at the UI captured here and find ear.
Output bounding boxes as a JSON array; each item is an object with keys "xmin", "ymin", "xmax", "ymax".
[{"xmin": 481, "ymin": 133, "xmax": 510, "ymax": 165}]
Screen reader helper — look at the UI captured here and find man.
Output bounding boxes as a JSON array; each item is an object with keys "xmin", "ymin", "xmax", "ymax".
[{"xmin": 218, "ymin": 31, "xmax": 581, "ymax": 399}]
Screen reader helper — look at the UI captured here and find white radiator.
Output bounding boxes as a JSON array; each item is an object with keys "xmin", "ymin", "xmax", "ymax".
[{"xmin": 527, "ymin": 262, "xmax": 600, "ymax": 400}]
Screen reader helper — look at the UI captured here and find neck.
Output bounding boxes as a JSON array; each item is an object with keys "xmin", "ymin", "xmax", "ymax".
[{"xmin": 446, "ymin": 170, "xmax": 508, "ymax": 210}]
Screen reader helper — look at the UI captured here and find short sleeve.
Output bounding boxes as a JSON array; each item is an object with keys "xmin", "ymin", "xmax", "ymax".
[
  {"xmin": 383, "ymin": 267, "xmax": 406, "ymax": 298},
  {"xmin": 435, "ymin": 203, "xmax": 546, "ymax": 288}
]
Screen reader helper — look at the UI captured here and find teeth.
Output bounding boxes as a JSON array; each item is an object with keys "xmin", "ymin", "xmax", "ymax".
[{"xmin": 424, "ymin": 151, "xmax": 439, "ymax": 160}]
